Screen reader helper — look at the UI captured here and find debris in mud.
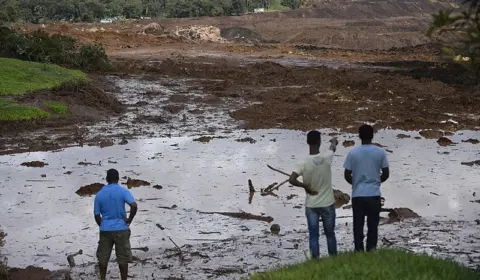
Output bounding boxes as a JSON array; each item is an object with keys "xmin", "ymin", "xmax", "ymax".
[
  {"xmin": 343, "ymin": 140, "xmax": 355, "ymax": 147},
  {"xmin": 198, "ymin": 211, "xmax": 274, "ymax": 223},
  {"xmin": 140, "ymin": 22, "xmax": 164, "ymax": 35},
  {"xmin": 373, "ymin": 143, "xmax": 387, "ymax": 148},
  {"xmin": 64, "ymin": 171, "xmax": 73, "ymax": 175},
  {"xmin": 163, "ymin": 104, "xmax": 185, "ymax": 114},
  {"xmin": 236, "ymin": 137, "xmax": 256, "ymax": 144},
  {"xmin": 461, "ymin": 160, "xmax": 480, "ymax": 167},
  {"xmin": 248, "ymin": 179, "xmax": 256, "ymax": 204},
  {"xmin": 334, "ymin": 189, "xmax": 351, "ymax": 208},
  {"xmin": 207, "ymin": 266, "xmax": 245, "ymax": 276},
  {"xmin": 199, "ymin": 231, "xmax": 221, "ymax": 235},
  {"xmin": 386, "ymin": 208, "xmax": 420, "ymax": 223},
  {"xmin": 137, "ymin": 115, "xmax": 169, "ymax": 124},
  {"xmin": 159, "ymin": 205, "xmax": 178, "ymax": 210},
  {"xmin": 119, "ymin": 138, "xmax": 129, "ymax": 145},
  {"xmin": 462, "ymin": 138, "xmax": 479, "ymax": 144},
  {"xmin": 98, "ymin": 139, "xmax": 114, "ymax": 148},
  {"xmin": 470, "ymin": 200, "xmax": 480, "ymax": 204},
  {"xmin": 270, "ymin": 224, "xmax": 281, "ymax": 235},
  {"xmin": 21, "ymin": 161, "xmax": 48, "ymax": 168},
  {"xmin": 126, "ymin": 178, "xmax": 151, "ymax": 189},
  {"xmin": 78, "ymin": 161, "xmax": 100, "ymax": 166},
  {"xmin": 397, "ymin": 134, "xmax": 411, "ymax": 139},
  {"xmin": 153, "ymin": 185, "xmax": 163, "ymax": 190},
  {"xmin": 67, "ymin": 249, "xmax": 83, "ymax": 268},
  {"xmin": 437, "ymin": 137, "xmax": 455, "ymax": 146},
  {"xmin": 76, "ymin": 183, "xmax": 104, "ymax": 196},
  {"xmin": 286, "ymin": 194, "xmax": 298, "ymax": 200},
  {"xmin": 156, "ymin": 224, "xmax": 166, "ymax": 230},
  {"xmin": 172, "ymin": 25, "xmax": 225, "ymax": 43},
  {"xmin": 193, "ymin": 136, "xmax": 227, "ymax": 143},
  {"xmin": 419, "ymin": 130, "xmax": 447, "ymax": 139}
]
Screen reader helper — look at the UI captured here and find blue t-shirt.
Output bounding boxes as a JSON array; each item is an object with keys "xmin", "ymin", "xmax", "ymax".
[
  {"xmin": 343, "ymin": 144, "xmax": 389, "ymax": 198},
  {"xmin": 94, "ymin": 184, "xmax": 136, "ymax": 232}
]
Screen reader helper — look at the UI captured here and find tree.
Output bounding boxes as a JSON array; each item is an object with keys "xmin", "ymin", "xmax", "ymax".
[
  {"xmin": 427, "ymin": 0, "xmax": 480, "ymax": 76},
  {"xmin": 281, "ymin": 0, "xmax": 300, "ymax": 9}
]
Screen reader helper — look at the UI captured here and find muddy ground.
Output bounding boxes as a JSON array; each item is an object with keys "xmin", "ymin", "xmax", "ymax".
[{"xmin": 1, "ymin": 1, "xmax": 480, "ymax": 279}]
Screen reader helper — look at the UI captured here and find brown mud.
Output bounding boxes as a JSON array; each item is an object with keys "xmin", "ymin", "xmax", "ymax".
[{"xmin": 75, "ymin": 183, "xmax": 104, "ymax": 196}]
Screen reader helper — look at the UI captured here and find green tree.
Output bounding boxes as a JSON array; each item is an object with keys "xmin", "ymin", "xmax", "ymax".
[
  {"xmin": 281, "ymin": 0, "xmax": 300, "ymax": 9},
  {"xmin": 427, "ymin": 0, "xmax": 480, "ymax": 76}
]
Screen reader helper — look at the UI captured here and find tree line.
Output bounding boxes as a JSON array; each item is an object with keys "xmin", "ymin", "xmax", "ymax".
[{"xmin": 0, "ymin": 0, "xmax": 300, "ymax": 23}]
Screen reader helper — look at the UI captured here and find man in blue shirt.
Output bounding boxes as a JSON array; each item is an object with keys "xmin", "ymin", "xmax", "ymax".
[
  {"xmin": 344, "ymin": 125, "xmax": 389, "ymax": 252},
  {"xmin": 94, "ymin": 169, "xmax": 138, "ymax": 280}
]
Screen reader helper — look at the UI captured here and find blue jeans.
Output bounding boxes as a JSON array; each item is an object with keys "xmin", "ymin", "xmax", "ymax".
[{"xmin": 305, "ymin": 204, "xmax": 337, "ymax": 258}]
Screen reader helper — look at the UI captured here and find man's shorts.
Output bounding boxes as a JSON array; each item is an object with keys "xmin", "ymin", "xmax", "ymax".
[{"xmin": 96, "ymin": 229, "xmax": 132, "ymax": 265}]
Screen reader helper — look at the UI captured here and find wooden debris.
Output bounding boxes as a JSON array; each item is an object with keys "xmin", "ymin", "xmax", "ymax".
[
  {"xmin": 198, "ymin": 211, "xmax": 274, "ymax": 223},
  {"xmin": 66, "ymin": 250, "xmax": 83, "ymax": 268},
  {"xmin": 248, "ymin": 179, "xmax": 255, "ymax": 204},
  {"xmin": 266, "ymin": 164, "xmax": 290, "ymax": 177},
  {"xmin": 132, "ymin": 247, "xmax": 149, "ymax": 252},
  {"xmin": 199, "ymin": 231, "xmax": 221, "ymax": 235},
  {"xmin": 21, "ymin": 161, "xmax": 48, "ymax": 168},
  {"xmin": 168, "ymin": 237, "xmax": 185, "ymax": 264}
]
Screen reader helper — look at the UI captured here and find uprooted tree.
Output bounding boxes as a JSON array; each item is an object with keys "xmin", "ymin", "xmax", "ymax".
[{"xmin": 427, "ymin": 0, "xmax": 480, "ymax": 76}]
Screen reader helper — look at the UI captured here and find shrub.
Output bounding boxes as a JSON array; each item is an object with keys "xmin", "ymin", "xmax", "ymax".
[{"xmin": 0, "ymin": 27, "xmax": 110, "ymax": 72}]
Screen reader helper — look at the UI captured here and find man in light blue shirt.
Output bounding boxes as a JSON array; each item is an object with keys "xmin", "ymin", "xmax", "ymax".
[
  {"xmin": 94, "ymin": 169, "xmax": 138, "ymax": 280},
  {"xmin": 344, "ymin": 125, "xmax": 389, "ymax": 252}
]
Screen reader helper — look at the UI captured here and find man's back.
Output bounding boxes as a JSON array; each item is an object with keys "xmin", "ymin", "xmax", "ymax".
[
  {"xmin": 344, "ymin": 145, "xmax": 389, "ymax": 197},
  {"xmin": 295, "ymin": 150, "xmax": 335, "ymax": 208},
  {"xmin": 94, "ymin": 184, "xmax": 135, "ymax": 232}
]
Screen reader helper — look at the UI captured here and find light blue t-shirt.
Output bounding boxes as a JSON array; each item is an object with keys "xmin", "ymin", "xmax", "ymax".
[
  {"xmin": 343, "ymin": 144, "xmax": 389, "ymax": 198},
  {"xmin": 94, "ymin": 184, "xmax": 135, "ymax": 232}
]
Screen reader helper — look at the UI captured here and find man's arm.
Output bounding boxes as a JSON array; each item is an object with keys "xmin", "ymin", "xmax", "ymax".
[
  {"xmin": 381, "ymin": 167, "xmax": 389, "ymax": 183},
  {"xmin": 344, "ymin": 169, "xmax": 353, "ymax": 185},
  {"xmin": 124, "ymin": 190, "xmax": 138, "ymax": 225},
  {"xmin": 289, "ymin": 172, "xmax": 318, "ymax": 195},
  {"xmin": 380, "ymin": 150, "xmax": 390, "ymax": 183},
  {"xmin": 94, "ymin": 196, "xmax": 102, "ymax": 227}
]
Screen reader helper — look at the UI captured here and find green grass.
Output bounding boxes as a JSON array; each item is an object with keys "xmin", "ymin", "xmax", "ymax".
[
  {"xmin": 0, "ymin": 58, "xmax": 87, "ymax": 95},
  {"xmin": 250, "ymin": 249, "xmax": 480, "ymax": 280},
  {"xmin": 42, "ymin": 101, "xmax": 69, "ymax": 114},
  {"xmin": 0, "ymin": 105, "xmax": 50, "ymax": 121}
]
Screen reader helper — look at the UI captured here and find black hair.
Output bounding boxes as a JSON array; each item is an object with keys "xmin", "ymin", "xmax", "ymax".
[
  {"xmin": 106, "ymin": 169, "xmax": 120, "ymax": 184},
  {"xmin": 307, "ymin": 130, "xmax": 321, "ymax": 146},
  {"xmin": 359, "ymin": 124, "xmax": 374, "ymax": 141}
]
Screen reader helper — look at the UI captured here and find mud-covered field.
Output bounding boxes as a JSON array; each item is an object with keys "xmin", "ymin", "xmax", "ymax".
[{"xmin": 1, "ymin": 1, "xmax": 480, "ymax": 279}]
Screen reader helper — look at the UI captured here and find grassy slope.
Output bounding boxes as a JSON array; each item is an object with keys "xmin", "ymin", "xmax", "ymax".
[
  {"xmin": 0, "ymin": 58, "xmax": 86, "ymax": 96},
  {"xmin": 250, "ymin": 249, "xmax": 480, "ymax": 280},
  {"xmin": 0, "ymin": 58, "xmax": 84, "ymax": 121}
]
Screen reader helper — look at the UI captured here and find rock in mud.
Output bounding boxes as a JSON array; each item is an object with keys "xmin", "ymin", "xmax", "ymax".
[
  {"xmin": 397, "ymin": 134, "xmax": 411, "ymax": 139},
  {"xmin": 99, "ymin": 139, "xmax": 114, "ymax": 148},
  {"xmin": 462, "ymin": 138, "xmax": 479, "ymax": 144},
  {"xmin": 461, "ymin": 160, "xmax": 480, "ymax": 167},
  {"xmin": 437, "ymin": 137, "xmax": 455, "ymax": 146},
  {"xmin": 21, "ymin": 161, "xmax": 48, "ymax": 168},
  {"xmin": 270, "ymin": 224, "xmax": 281, "ymax": 235},
  {"xmin": 236, "ymin": 137, "xmax": 256, "ymax": 144},
  {"xmin": 153, "ymin": 185, "xmax": 163, "ymax": 190},
  {"xmin": 119, "ymin": 138, "xmax": 129, "ymax": 145},
  {"xmin": 419, "ymin": 130, "xmax": 445, "ymax": 139},
  {"xmin": 126, "ymin": 178, "xmax": 151, "ymax": 189},
  {"xmin": 334, "ymin": 189, "xmax": 350, "ymax": 208},
  {"xmin": 343, "ymin": 140, "xmax": 355, "ymax": 147},
  {"xmin": 76, "ymin": 183, "xmax": 104, "ymax": 196},
  {"xmin": 193, "ymin": 136, "xmax": 227, "ymax": 143},
  {"xmin": 387, "ymin": 208, "xmax": 420, "ymax": 223}
]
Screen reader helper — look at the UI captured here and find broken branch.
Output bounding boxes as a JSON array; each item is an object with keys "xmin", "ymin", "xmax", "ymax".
[{"xmin": 267, "ymin": 164, "xmax": 290, "ymax": 177}]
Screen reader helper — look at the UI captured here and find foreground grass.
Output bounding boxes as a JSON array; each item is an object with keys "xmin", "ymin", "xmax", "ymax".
[
  {"xmin": 42, "ymin": 101, "xmax": 69, "ymax": 114},
  {"xmin": 250, "ymin": 249, "xmax": 479, "ymax": 280},
  {"xmin": 0, "ymin": 105, "xmax": 50, "ymax": 121},
  {"xmin": 0, "ymin": 58, "xmax": 86, "ymax": 95}
]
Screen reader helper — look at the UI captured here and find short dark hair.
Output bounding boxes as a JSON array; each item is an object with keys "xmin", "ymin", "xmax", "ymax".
[
  {"xmin": 307, "ymin": 130, "xmax": 321, "ymax": 146},
  {"xmin": 359, "ymin": 124, "xmax": 374, "ymax": 141},
  {"xmin": 106, "ymin": 169, "xmax": 120, "ymax": 184}
]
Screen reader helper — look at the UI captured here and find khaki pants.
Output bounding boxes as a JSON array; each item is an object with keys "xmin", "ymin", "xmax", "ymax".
[{"xmin": 96, "ymin": 229, "xmax": 132, "ymax": 265}]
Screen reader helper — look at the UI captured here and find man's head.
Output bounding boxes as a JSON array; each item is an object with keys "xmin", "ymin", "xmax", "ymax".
[
  {"xmin": 106, "ymin": 169, "xmax": 120, "ymax": 184},
  {"xmin": 307, "ymin": 130, "xmax": 321, "ymax": 147},
  {"xmin": 359, "ymin": 124, "xmax": 374, "ymax": 142}
]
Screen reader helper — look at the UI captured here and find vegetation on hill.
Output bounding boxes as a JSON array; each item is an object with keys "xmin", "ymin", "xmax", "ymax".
[
  {"xmin": 250, "ymin": 249, "xmax": 480, "ymax": 280},
  {"xmin": 0, "ymin": 0, "xmax": 294, "ymax": 22},
  {"xmin": 428, "ymin": 0, "xmax": 480, "ymax": 76}
]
